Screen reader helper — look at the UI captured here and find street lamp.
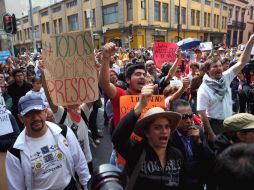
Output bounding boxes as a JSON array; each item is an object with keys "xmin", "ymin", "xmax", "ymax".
[{"xmin": 177, "ymin": 0, "xmax": 180, "ymax": 42}]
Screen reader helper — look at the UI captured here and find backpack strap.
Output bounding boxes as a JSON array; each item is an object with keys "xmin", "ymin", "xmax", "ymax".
[
  {"xmin": 58, "ymin": 123, "xmax": 68, "ymax": 138},
  {"xmin": 59, "ymin": 108, "xmax": 68, "ymax": 124},
  {"xmin": 8, "ymin": 147, "xmax": 21, "ymax": 164},
  {"xmin": 81, "ymin": 109, "xmax": 89, "ymax": 127}
]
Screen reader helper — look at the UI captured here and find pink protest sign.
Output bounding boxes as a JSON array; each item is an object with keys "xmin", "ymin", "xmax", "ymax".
[{"xmin": 153, "ymin": 42, "xmax": 178, "ymax": 68}]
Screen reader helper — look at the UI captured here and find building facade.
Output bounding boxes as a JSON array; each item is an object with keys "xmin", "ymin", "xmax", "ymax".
[
  {"xmin": 226, "ymin": 0, "xmax": 253, "ymax": 47},
  {"xmin": 13, "ymin": 0, "xmax": 229, "ymax": 49}
]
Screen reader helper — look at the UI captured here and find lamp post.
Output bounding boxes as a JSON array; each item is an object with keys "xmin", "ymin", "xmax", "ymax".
[
  {"xmin": 28, "ymin": 0, "xmax": 37, "ymax": 53},
  {"xmin": 177, "ymin": 0, "xmax": 180, "ymax": 42}
]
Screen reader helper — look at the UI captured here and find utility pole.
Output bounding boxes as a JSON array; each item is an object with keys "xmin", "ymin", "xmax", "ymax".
[
  {"xmin": 28, "ymin": 0, "xmax": 37, "ymax": 53},
  {"xmin": 177, "ymin": 0, "xmax": 180, "ymax": 42}
]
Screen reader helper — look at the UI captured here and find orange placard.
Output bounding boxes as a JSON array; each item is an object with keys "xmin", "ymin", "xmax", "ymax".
[{"xmin": 120, "ymin": 95, "xmax": 165, "ymax": 119}]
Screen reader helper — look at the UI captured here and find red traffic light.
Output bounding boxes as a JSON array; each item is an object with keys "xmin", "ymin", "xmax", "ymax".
[{"xmin": 3, "ymin": 13, "xmax": 16, "ymax": 34}]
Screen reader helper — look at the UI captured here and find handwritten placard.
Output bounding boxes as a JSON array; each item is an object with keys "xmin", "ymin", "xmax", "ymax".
[
  {"xmin": 153, "ymin": 42, "xmax": 178, "ymax": 69},
  {"xmin": 42, "ymin": 31, "xmax": 99, "ymax": 106},
  {"xmin": 120, "ymin": 95, "xmax": 165, "ymax": 119},
  {"xmin": 199, "ymin": 42, "xmax": 213, "ymax": 51},
  {"xmin": 0, "ymin": 94, "xmax": 13, "ymax": 136}
]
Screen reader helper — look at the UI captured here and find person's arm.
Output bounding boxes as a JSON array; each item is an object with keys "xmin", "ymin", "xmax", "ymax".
[
  {"xmin": 164, "ymin": 48, "xmax": 182, "ymax": 83},
  {"xmin": 98, "ymin": 42, "xmax": 118, "ymax": 99},
  {"xmin": 169, "ymin": 77, "xmax": 190, "ymax": 102},
  {"xmin": 198, "ymin": 110, "xmax": 216, "ymax": 142},
  {"xmin": 112, "ymin": 84, "xmax": 156, "ymax": 158},
  {"xmin": 0, "ymin": 113, "xmax": 20, "ymax": 152},
  {"xmin": 41, "ymin": 71, "xmax": 58, "ymax": 113},
  {"xmin": 5, "ymin": 151, "xmax": 26, "ymax": 190},
  {"xmin": 67, "ymin": 127, "xmax": 91, "ymax": 188},
  {"xmin": 231, "ymin": 34, "xmax": 254, "ymax": 75}
]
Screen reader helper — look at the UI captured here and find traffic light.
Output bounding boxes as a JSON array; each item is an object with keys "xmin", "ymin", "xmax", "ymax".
[
  {"xmin": 128, "ymin": 24, "xmax": 133, "ymax": 36},
  {"xmin": 3, "ymin": 13, "xmax": 17, "ymax": 34}
]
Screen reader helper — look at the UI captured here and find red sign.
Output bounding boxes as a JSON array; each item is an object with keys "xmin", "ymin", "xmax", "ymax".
[{"xmin": 153, "ymin": 42, "xmax": 178, "ymax": 68}]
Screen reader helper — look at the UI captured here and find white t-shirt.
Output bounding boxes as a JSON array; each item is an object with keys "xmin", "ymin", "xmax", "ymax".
[
  {"xmin": 197, "ymin": 67, "xmax": 236, "ymax": 120},
  {"xmin": 53, "ymin": 104, "xmax": 92, "ymax": 163},
  {"xmin": 26, "ymin": 128, "xmax": 71, "ymax": 190}
]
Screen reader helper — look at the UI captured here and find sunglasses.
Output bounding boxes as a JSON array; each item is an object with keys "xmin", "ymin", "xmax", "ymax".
[{"xmin": 182, "ymin": 113, "xmax": 193, "ymax": 120}]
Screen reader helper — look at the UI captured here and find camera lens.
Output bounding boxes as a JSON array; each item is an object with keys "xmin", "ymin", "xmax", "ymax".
[{"xmin": 91, "ymin": 164, "xmax": 126, "ymax": 190}]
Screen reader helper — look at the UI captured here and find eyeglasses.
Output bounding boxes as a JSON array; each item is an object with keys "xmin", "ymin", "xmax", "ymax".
[{"xmin": 181, "ymin": 113, "xmax": 193, "ymax": 120}]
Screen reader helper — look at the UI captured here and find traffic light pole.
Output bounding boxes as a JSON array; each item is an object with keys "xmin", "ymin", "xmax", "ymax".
[
  {"xmin": 6, "ymin": 33, "xmax": 15, "ymax": 57},
  {"xmin": 29, "ymin": 0, "xmax": 37, "ymax": 53}
]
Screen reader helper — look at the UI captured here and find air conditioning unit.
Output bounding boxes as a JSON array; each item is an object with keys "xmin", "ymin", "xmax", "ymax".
[{"xmin": 228, "ymin": 18, "xmax": 232, "ymax": 25}]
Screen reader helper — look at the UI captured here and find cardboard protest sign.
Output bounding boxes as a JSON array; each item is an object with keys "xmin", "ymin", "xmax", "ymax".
[
  {"xmin": 199, "ymin": 42, "xmax": 213, "ymax": 51},
  {"xmin": 0, "ymin": 94, "xmax": 13, "ymax": 136},
  {"xmin": 120, "ymin": 95, "xmax": 165, "ymax": 119},
  {"xmin": 153, "ymin": 42, "xmax": 178, "ymax": 69},
  {"xmin": 42, "ymin": 31, "xmax": 99, "ymax": 106}
]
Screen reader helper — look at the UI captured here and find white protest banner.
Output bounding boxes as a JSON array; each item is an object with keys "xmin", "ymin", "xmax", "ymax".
[
  {"xmin": 0, "ymin": 94, "xmax": 13, "ymax": 136},
  {"xmin": 199, "ymin": 42, "xmax": 213, "ymax": 51},
  {"xmin": 42, "ymin": 31, "xmax": 99, "ymax": 106}
]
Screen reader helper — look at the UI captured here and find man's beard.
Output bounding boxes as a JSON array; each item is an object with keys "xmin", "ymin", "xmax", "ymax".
[{"xmin": 30, "ymin": 120, "xmax": 44, "ymax": 132}]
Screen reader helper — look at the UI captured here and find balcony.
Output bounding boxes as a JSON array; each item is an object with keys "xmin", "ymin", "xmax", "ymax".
[{"xmin": 228, "ymin": 21, "xmax": 246, "ymax": 30}]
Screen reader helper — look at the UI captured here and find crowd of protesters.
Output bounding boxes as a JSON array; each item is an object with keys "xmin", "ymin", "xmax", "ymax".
[{"xmin": 0, "ymin": 34, "xmax": 254, "ymax": 190}]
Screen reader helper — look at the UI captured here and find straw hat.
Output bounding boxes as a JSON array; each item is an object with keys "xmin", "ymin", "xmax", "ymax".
[{"xmin": 135, "ymin": 107, "xmax": 182, "ymax": 137}]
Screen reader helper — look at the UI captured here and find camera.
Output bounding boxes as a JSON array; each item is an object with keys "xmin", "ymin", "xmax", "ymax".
[{"xmin": 91, "ymin": 164, "xmax": 126, "ymax": 190}]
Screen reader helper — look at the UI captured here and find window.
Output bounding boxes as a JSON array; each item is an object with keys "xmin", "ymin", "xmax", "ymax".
[
  {"xmin": 154, "ymin": 1, "xmax": 161, "ymax": 21},
  {"xmin": 241, "ymin": 11, "xmax": 245, "ymax": 22},
  {"xmin": 23, "ymin": 18, "xmax": 28, "ymax": 23},
  {"xmin": 196, "ymin": 10, "xmax": 200, "ymax": 26},
  {"xmin": 204, "ymin": 12, "xmax": 207, "ymax": 27},
  {"xmin": 214, "ymin": 14, "xmax": 216, "ymax": 28},
  {"xmin": 192, "ymin": 0, "xmax": 200, "ymax": 2},
  {"xmin": 191, "ymin": 9, "xmax": 195, "ymax": 25},
  {"xmin": 208, "ymin": 13, "xmax": 210, "ymax": 27},
  {"xmin": 250, "ymin": 6, "xmax": 253, "ymax": 20},
  {"xmin": 141, "ymin": 0, "xmax": 146, "ymax": 20},
  {"xmin": 181, "ymin": 7, "xmax": 186, "ymax": 25},
  {"xmin": 235, "ymin": 10, "xmax": 239, "ymax": 22},
  {"xmin": 24, "ymin": 30, "xmax": 27, "ymax": 40},
  {"xmin": 214, "ymin": 3, "xmax": 220, "ymax": 9},
  {"xmin": 53, "ymin": 20, "xmax": 58, "ymax": 34},
  {"xmin": 217, "ymin": 15, "xmax": 219, "ymax": 28},
  {"xmin": 85, "ymin": 9, "xmax": 96, "ymax": 28},
  {"xmin": 162, "ymin": 3, "xmax": 168, "ymax": 22},
  {"xmin": 52, "ymin": 6, "xmax": 61, "ymax": 13},
  {"xmin": 42, "ymin": 23, "xmax": 45, "ymax": 33},
  {"xmin": 205, "ymin": 0, "xmax": 211, "ymax": 6},
  {"xmin": 221, "ymin": 16, "xmax": 224, "ymax": 29},
  {"xmin": 68, "ymin": 14, "xmax": 79, "ymax": 31},
  {"xmin": 59, "ymin": 18, "xmax": 63, "ymax": 33},
  {"xmin": 229, "ymin": 9, "xmax": 232, "ymax": 18},
  {"xmin": 66, "ymin": 0, "xmax": 77, "ymax": 8},
  {"xmin": 41, "ymin": 11, "xmax": 48, "ymax": 17},
  {"xmin": 223, "ymin": 6, "xmax": 227, "ymax": 11},
  {"xmin": 27, "ymin": 28, "xmax": 30, "ymax": 39},
  {"xmin": 20, "ymin": 31, "xmax": 22, "ymax": 40},
  {"xmin": 175, "ymin": 6, "xmax": 179, "ymax": 24},
  {"xmin": 46, "ymin": 22, "xmax": 50, "ymax": 34},
  {"xmin": 127, "ymin": 0, "xmax": 133, "ymax": 21},
  {"xmin": 17, "ymin": 31, "xmax": 20, "ymax": 40},
  {"xmin": 103, "ymin": 4, "xmax": 118, "ymax": 25}
]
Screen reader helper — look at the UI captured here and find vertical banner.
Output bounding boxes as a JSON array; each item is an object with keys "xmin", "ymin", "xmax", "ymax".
[
  {"xmin": 153, "ymin": 42, "xmax": 178, "ymax": 68},
  {"xmin": 42, "ymin": 31, "xmax": 99, "ymax": 106}
]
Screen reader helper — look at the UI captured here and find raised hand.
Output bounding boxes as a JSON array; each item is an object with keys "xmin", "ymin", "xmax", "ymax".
[{"xmin": 102, "ymin": 42, "xmax": 118, "ymax": 62}]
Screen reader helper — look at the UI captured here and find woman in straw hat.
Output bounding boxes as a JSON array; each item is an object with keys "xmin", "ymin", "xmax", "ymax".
[{"xmin": 112, "ymin": 84, "xmax": 186, "ymax": 190}]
